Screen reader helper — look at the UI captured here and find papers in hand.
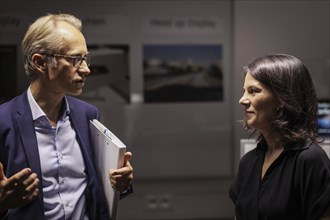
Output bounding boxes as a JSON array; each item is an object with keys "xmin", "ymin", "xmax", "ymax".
[{"xmin": 89, "ymin": 119, "xmax": 126, "ymax": 220}]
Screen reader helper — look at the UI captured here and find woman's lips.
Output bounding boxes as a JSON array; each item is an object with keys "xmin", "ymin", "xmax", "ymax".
[{"xmin": 245, "ymin": 111, "xmax": 254, "ymax": 117}]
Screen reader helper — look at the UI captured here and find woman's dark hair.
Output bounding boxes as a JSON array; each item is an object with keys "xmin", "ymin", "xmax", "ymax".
[{"xmin": 243, "ymin": 54, "xmax": 319, "ymax": 144}]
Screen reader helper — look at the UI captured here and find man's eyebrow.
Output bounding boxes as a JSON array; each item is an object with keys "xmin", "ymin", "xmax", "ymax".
[{"xmin": 68, "ymin": 50, "xmax": 89, "ymax": 56}]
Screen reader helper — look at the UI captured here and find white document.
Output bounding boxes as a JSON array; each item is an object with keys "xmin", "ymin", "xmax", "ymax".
[{"xmin": 89, "ymin": 119, "xmax": 126, "ymax": 220}]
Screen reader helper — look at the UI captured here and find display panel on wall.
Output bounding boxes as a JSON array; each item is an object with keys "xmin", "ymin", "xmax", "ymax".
[
  {"xmin": 79, "ymin": 44, "xmax": 130, "ymax": 104},
  {"xmin": 0, "ymin": 45, "xmax": 16, "ymax": 104},
  {"xmin": 318, "ymin": 99, "xmax": 330, "ymax": 138},
  {"xmin": 143, "ymin": 44, "xmax": 223, "ymax": 103}
]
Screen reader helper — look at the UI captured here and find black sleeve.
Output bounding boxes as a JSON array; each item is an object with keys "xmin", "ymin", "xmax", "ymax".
[
  {"xmin": 294, "ymin": 145, "xmax": 330, "ymax": 220},
  {"xmin": 229, "ymin": 152, "xmax": 252, "ymax": 204}
]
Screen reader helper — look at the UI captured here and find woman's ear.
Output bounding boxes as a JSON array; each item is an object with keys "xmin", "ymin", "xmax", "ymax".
[{"xmin": 32, "ymin": 53, "xmax": 47, "ymax": 73}]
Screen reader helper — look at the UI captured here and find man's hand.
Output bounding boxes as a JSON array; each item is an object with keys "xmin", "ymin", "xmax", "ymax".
[
  {"xmin": 0, "ymin": 162, "xmax": 39, "ymax": 213},
  {"xmin": 109, "ymin": 152, "xmax": 133, "ymax": 192}
]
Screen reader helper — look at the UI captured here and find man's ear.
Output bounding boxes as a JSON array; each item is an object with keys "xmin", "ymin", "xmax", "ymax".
[{"xmin": 32, "ymin": 53, "xmax": 47, "ymax": 72}]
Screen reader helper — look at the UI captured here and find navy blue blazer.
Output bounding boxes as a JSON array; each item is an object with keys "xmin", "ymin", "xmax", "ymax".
[{"xmin": 0, "ymin": 91, "xmax": 109, "ymax": 219}]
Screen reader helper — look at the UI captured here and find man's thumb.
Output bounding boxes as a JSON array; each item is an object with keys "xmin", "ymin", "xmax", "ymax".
[{"xmin": 0, "ymin": 162, "xmax": 7, "ymax": 180}]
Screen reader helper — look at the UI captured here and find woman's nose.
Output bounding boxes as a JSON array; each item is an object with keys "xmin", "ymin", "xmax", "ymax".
[{"xmin": 239, "ymin": 95, "xmax": 249, "ymax": 105}]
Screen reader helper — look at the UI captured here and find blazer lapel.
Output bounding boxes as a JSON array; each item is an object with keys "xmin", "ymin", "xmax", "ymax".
[
  {"xmin": 68, "ymin": 100, "xmax": 94, "ymax": 166},
  {"xmin": 15, "ymin": 93, "xmax": 44, "ymax": 204}
]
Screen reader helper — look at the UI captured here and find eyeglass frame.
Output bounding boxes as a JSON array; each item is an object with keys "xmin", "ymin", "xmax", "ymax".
[{"xmin": 47, "ymin": 53, "xmax": 91, "ymax": 68}]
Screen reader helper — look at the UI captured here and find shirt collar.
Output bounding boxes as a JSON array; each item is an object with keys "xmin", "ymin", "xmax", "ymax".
[
  {"xmin": 27, "ymin": 86, "xmax": 70, "ymax": 121},
  {"xmin": 255, "ymin": 138, "xmax": 311, "ymax": 154}
]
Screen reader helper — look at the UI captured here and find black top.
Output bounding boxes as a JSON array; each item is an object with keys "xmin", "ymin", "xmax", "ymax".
[{"xmin": 229, "ymin": 140, "xmax": 330, "ymax": 220}]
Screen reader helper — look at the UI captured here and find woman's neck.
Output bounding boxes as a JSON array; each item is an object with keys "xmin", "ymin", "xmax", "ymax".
[{"xmin": 262, "ymin": 131, "xmax": 284, "ymax": 154}]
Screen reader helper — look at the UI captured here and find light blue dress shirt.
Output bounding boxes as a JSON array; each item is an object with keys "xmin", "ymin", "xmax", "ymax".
[{"xmin": 27, "ymin": 88, "xmax": 89, "ymax": 220}]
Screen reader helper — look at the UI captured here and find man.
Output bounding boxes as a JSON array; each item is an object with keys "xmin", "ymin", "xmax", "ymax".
[{"xmin": 0, "ymin": 13, "xmax": 133, "ymax": 219}]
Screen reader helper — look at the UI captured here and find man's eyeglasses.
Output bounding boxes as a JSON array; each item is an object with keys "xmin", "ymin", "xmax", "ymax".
[{"xmin": 49, "ymin": 54, "xmax": 91, "ymax": 68}]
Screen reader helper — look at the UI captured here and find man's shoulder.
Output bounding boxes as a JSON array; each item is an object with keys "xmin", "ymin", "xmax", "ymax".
[
  {"xmin": 66, "ymin": 96, "xmax": 97, "ymax": 110},
  {"xmin": 66, "ymin": 96, "xmax": 99, "ymax": 119},
  {"xmin": 0, "ymin": 94, "xmax": 28, "ymax": 132},
  {"xmin": 0, "ymin": 93, "xmax": 26, "ymax": 114}
]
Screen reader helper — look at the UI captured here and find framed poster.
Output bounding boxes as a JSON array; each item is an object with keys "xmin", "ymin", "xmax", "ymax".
[{"xmin": 143, "ymin": 44, "xmax": 223, "ymax": 103}]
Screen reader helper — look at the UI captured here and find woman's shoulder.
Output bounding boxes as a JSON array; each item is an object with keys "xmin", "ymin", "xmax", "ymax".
[
  {"xmin": 294, "ymin": 141, "xmax": 330, "ymax": 169},
  {"xmin": 238, "ymin": 146, "xmax": 261, "ymax": 170},
  {"xmin": 297, "ymin": 141, "xmax": 329, "ymax": 160}
]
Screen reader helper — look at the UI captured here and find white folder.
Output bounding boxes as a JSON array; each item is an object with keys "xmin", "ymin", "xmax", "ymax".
[{"xmin": 89, "ymin": 119, "xmax": 126, "ymax": 220}]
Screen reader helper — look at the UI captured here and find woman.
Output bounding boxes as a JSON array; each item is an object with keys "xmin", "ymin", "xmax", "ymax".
[{"xmin": 229, "ymin": 54, "xmax": 330, "ymax": 219}]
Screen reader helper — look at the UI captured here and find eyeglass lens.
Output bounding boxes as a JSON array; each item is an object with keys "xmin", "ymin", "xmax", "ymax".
[{"xmin": 75, "ymin": 55, "xmax": 91, "ymax": 68}]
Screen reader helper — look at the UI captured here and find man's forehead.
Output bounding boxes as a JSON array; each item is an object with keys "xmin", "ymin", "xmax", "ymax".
[{"xmin": 56, "ymin": 21, "xmax": 79, "ymax": 35}]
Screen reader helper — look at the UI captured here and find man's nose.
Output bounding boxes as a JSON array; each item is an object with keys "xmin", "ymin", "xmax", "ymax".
[{"xmin": 78, "ymin": 61, "xmax": 91, "ymax": 75}]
